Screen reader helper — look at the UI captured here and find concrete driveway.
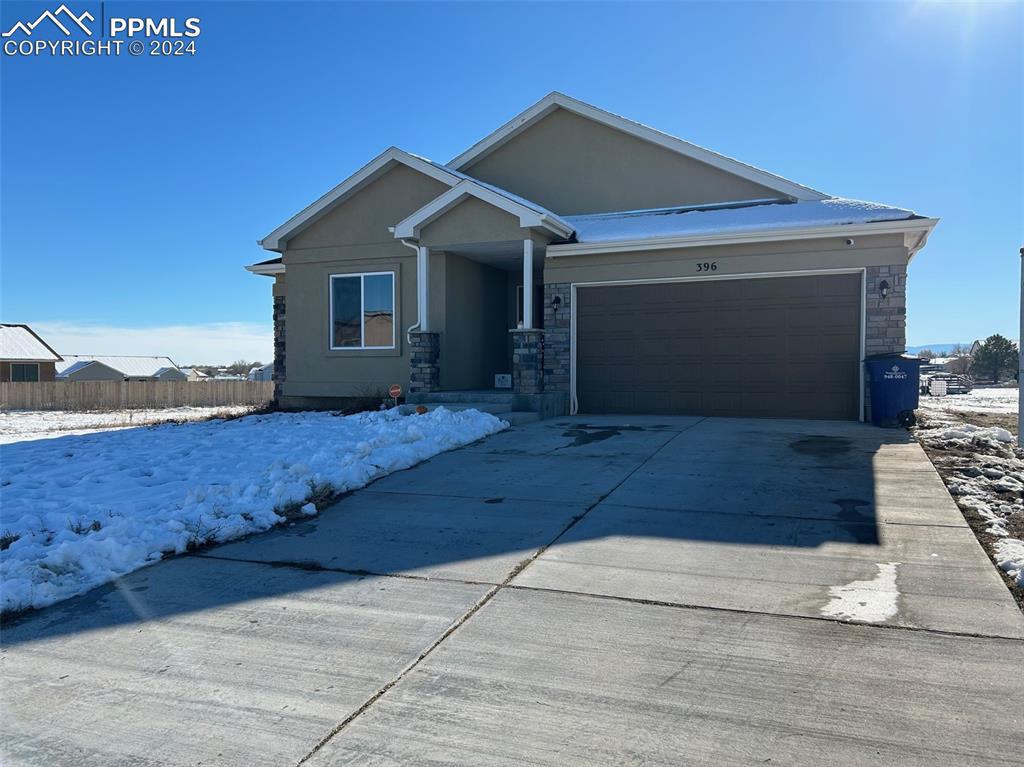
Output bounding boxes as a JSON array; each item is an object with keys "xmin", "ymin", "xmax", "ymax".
[{"xmin": 3, "ymin": 416, "xmax": 1022, "ymax": 766}]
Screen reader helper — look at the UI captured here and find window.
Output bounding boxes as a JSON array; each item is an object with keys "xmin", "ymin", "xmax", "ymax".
[
  {"xmin": 11, "ymin": 363, "xmax": 40, "ymax": 382},
  {"xmin": 330, "ymin": 272, "xmax": 395, "ymax": 350}
]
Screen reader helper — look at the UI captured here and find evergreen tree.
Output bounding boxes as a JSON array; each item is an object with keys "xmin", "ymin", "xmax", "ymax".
[{"xmin": 970, "ymin": 334, "xmax": 1018, "ymax": 382}]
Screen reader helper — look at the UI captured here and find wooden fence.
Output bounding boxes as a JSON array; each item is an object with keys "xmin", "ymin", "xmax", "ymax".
[{"xmin": 0, "ymin": 380, "xmax": 274, "ymax": 412}]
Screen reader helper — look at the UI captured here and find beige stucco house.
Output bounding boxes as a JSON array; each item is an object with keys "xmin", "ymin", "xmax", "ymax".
[{"xmin": 248, "ymin": 92, "xmax": 937, "ymax": 421}]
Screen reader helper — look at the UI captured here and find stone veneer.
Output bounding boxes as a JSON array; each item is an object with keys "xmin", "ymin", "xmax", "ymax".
[
  {"xmin": 511, "ymin": 329, "xmax": 544, "ymax": 395},
  {"xmin": 542, "ymin": 283, "xmax": 572, "ymax": 395},
  {"xmin": 408, "ymin": 332, "xmax": 440, "ymax": 393},
  {"xmin": 272, "ymin": 295, "xmax": 286, "ymax": 404},
  {"xmin": 864, "ymin": 264, "xmax": 907, "ymax": 357}
]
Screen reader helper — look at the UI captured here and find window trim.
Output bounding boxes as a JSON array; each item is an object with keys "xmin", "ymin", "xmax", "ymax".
[
  {"xmin": 328, "ymin": 271, "xmax": 397, "ymax": 351},
  {"xmin": 10, "ymin": 362, "xmax": 40, "ymax": 382}
]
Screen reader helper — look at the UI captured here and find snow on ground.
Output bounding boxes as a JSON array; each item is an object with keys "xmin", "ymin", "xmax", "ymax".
[
  {"xmin": 0, "ymin": 406, "xmax": 255, "ymax": 445},
  {"xmin": 915, "ymin": 388, "xmax": 1024, "ymax": 591},
  {"xmin": 0, "ymin": 408, "xmax": 506, "ymax": 614},
  {"xmin": 918, "ymin": 387, "xmax": 1018, "ymax": 417}
]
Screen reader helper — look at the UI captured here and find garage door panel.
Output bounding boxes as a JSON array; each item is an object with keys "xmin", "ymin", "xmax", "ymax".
[{"xmin": 576, "ymin": 274, "xmax": 861, "ymax": 420}]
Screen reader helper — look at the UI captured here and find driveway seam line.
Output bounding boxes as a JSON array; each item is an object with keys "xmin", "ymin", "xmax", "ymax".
[
  {"xmin": 295, "ymin": 416, "xmax": 709, "ymax": 764},
  {"xmin": 191, "ymin": 553, "xmax": 499, "ymax": 587},
  {"xmin": 503, "ymin": 583, "xmax": 1024, "ymax": 642}
]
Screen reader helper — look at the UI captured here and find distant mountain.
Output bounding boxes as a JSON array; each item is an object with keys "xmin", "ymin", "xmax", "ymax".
[{"xmin": 906, "ymin": 343, "xmax": 970, "ymax": 355}]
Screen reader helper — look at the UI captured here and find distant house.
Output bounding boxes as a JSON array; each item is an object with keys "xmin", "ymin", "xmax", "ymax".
[
  {"xmin": 248, "ymin": 363, "xmax": 273, "ymax": 381},
  {"xmin": 56, "ymin": 355, "xmax": 188, "ymax": 382},
  {"xmin": 0, "ymin": 324, "xmax": 63, "ymax": 382},
  {"xmin": 180, "ymin": 368, "xmax": 210, "ymax": 381}
]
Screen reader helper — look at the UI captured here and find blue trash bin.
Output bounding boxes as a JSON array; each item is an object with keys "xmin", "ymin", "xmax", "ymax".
[{"xmin": 865, "ymin": 354, "xmax": 922, "ymax": 427}]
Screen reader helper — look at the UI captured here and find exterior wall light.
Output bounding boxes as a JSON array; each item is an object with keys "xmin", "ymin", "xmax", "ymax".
[
  {"xmin": 879, "ymin": 279, "xmax": 890, "ymax": 299},
  {"xmin": 551, "ymin": 295, "xmax": 562, "ymax": 311}
]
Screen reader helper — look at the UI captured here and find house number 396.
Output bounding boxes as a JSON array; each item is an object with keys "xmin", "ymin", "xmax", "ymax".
[{"xmin": 696, "ymin": 261, "xmax": 718, "ymax": 272}]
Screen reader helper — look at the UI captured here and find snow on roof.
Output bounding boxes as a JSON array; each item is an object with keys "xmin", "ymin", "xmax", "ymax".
[
  {"xmin": 56, "ymin": 355, "xmax": 181, "ymax": 378},
  {"xmin": 566, "ymin": 198, "xmax": 922, "ymax": 244},
  {"xmin": 0, "ymin": 324, "xmax": 61, "ymax": 362}
]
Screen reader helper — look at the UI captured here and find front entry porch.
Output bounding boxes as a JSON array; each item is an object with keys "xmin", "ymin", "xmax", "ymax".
[{"xmin": 405, "ymin": 236, "xmax": 564, "ymax": 417}]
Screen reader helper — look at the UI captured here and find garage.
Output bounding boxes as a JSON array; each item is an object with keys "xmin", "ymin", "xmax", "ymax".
[{"xmin": 574, "ymin": 272, "xmax": 863, "ymax": 420}]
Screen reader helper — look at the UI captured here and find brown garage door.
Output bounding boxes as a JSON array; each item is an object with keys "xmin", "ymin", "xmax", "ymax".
[{"xmin": 575, "ymin": 273, "xmax": 862, "ymax": 420}]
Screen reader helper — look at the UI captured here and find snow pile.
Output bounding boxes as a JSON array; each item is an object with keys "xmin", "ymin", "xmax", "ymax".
[
  {"xmin": 994, "ymin": 539, "xmax": 1024, "ymax": 587},
  {"xmin": 0, "ymin": 406, "xmax": 255, "ymax": 445},
  {"xmin": 919, "ymin": 388, "xmax": 1018, "ymax": 417},
  {"xmin": 916, "ymin": 417, "xmax": 1024, "ymax": 589},
  {"xmin": 926, "ymin": 423, "xmax": 1014, "ymax": 449},
  {"xmin": 0, "ymin": 407, "xmax": 506, "ymax": 613}
]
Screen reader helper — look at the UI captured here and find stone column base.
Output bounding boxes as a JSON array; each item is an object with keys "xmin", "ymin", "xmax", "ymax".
[
  {"xmin": 511, "ymin": 329, "xmax": 544, "ymax": 395},
  {"xmin": 409, "ymin": 332, "xmax": 440, "ymax": 393}
]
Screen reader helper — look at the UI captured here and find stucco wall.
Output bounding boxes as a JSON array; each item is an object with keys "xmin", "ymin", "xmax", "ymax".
[
  {"xmin": 461, "ymin": 107, "xmax": 782, "ymax": 215},
  {"xmin": 279, "ymin": 164, "xmax": 449, "ymax": 400},
  {"xmin": 419, "ymin": 197, "xmax": 526, "ymax": 248}
]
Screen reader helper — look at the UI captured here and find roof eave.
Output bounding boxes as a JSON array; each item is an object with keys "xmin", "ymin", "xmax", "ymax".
[
  {"xmin": 245, "ymin": 262, "xmax": 286, "ymax": 276},
  {"xmin": 546, "ymin": 217, "xmax": 940, "ymax": 258}
]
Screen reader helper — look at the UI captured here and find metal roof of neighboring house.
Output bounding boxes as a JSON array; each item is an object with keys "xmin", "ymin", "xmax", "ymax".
[
  {"xmin": 564, "ymin": 198, "xmax": 925, "ymax": 244},
  {"xmin": 0, "ymin": 324, "xmax": 62, "ymax": 362},
  {"xmin": 56, "ymin": 355, "xmax": 181, "ymax": 378}
]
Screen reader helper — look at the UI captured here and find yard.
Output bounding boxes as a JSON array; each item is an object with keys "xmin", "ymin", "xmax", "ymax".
[
  {"xmin": 0, "ymin": 406, "xmax": 255, "ymax": 445},
  {"xmin": 0, "ymin": 407, "xmax": 506, "ymax": 614},
  {"xmin": 915, "ymin": 387, "xmax": 1024, "ymax": 607}
]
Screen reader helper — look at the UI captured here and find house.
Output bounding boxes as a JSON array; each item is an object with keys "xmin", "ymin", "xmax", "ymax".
[
  {"xmin": 180, "ymin": 368, "xmax": 210, "ymax": 381},
  {"xmin": 56, "ymin": 355, "xmax": 188, "ymax": 382},
  {"xmin": 0, "ymin": 324, "xmax": 62, "ymax": 382},
  {"xmin": 247, "ymin": 92, "xmax": 938, "ymax": 421},
  {"xmin": 248, "ymin": 364, "xmax": 273, "ymax": 382}
]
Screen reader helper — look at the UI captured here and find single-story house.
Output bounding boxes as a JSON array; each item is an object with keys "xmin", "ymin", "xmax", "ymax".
[
  {"xmin": 247, "ymin": 92, "xmax": 937, "ymax": 421},
  {"xmin": 0, "ymin": 324, "xmax": 62, "ymax": 382},
  {"xmin": 180, "ymin": 368, "xmax": 209, "ymax": 381},
  {"xmin": 56, "ymin": 355, "xmax": 188, "ymax": 382},
  {"xmin": 248, "ymin": 363, "xmax": 273, "ymax": 382}
]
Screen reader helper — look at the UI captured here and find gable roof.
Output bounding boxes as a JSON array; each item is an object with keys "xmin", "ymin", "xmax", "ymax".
[
  {"xmin": 259, "ymin": 147, "xmax": 464, "ymax": 252},
  {"xmin": 448, "ymin": 92, "xmax": 828, "ymax": 202},
  {"xmin": 0, "ymin": 324, "xmax": 62, "ymax": 362},
  {"xmin": 393, "ymin": 179, "xmax": 574, "ymax": 240},
  {"xmin": 56, "ymin": 355, "xmax": 181, "ymax": 378}
]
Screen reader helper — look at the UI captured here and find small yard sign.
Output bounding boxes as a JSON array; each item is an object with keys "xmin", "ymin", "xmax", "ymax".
[{"xmin": 389, "ymin": 384, "xmax": 402, "ymax": 405}]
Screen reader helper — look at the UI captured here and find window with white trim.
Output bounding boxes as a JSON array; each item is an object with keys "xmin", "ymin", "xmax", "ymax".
[
  {"xmin": 330, "ymin": 272, "xmax": 395, "ymax": 350},
  {"xmin": 11, "ymin": 363, "xmax": 40, "ymax": 382}
]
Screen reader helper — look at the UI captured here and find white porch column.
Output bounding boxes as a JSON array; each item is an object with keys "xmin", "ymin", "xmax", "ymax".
[
  {"xmin": 522, "ymin": 238, "xmax": 534, "ymax": 330},
  {"xmin": 417, "ymin": 245, "xmax": 429, "ymax": 332}
]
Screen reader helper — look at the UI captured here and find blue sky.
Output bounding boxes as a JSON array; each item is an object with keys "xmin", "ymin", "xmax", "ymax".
[{"xmin": 2, "ymin": 1, "xmax": 1021, "ymax": 363}]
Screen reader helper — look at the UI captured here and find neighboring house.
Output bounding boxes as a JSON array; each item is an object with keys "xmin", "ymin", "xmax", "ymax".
[
  {"xmin": 56, "ymin": 355, "xmax": 188, "ymax": 382},
  {"xmin": 0, "ymin": 324, "xmax": 62, "ymax": 382},
  {"xmin": 248, "ymin": 364, "xmax": 273, "ymax": 381},
  {"xmin": 180, "ymin": 368, "xmax": 210, "ymax": 381},
  {"xmin": 247, "ymin": 92, "xmax": 938, "ymax": 421}
]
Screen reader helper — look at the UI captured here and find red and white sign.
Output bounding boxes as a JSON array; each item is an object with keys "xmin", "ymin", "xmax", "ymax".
[{"xmin": 389, "ymin": 384, "xmax": 402, "ymax": 399}]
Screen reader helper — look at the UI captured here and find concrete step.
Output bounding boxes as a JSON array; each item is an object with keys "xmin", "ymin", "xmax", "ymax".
[
  {"xmin": 400, "ymin": 402, "xmax": 513, "ymax": 416},
  {"xmin": 407, "ymin": 390, "xmax": 515, "ymax": 405}
]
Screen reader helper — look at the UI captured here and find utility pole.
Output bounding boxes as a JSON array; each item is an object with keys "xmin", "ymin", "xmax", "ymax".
[{"xmin": 1019, "ymin": 247, "xmax": 1023, "ymax": 446}]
